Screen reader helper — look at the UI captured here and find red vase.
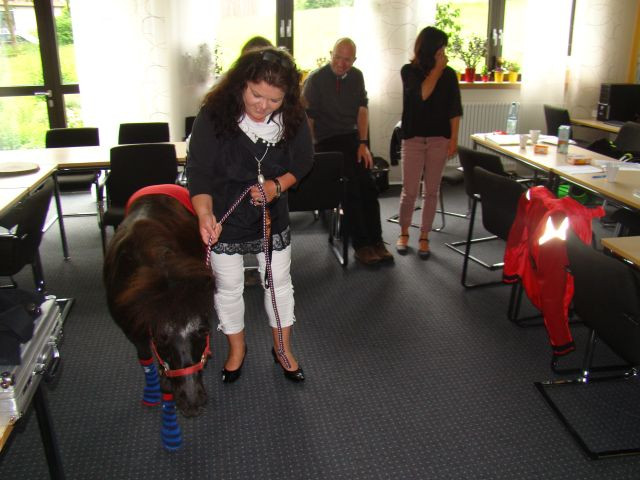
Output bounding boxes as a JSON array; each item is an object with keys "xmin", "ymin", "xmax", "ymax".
[
  {"xmin": 481, "ymin": 74, "xmax": 489, "ymax": 82},
  {"xmin": 464, "ymin": 67, "xmax": 476, "ymax": 83}
]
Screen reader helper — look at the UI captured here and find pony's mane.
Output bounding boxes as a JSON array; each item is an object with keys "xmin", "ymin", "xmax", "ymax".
[{"xmin": 103, "ymin": 196, "xmax": 214, "ymax": 337}]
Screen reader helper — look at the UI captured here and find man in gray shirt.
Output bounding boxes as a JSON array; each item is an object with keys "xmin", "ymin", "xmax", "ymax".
[{"xmin": 303, "ymin": 38, "xmax": 392, "ymax": 266}]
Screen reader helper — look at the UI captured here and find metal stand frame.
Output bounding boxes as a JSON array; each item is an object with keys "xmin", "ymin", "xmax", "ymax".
[
  {"xmin": 535, "ymin": 329, "xmax": 639, "ymax": 460},
  {"xmin": 444, "ymin": 196, "xmax": 503, "ymax": 288}
]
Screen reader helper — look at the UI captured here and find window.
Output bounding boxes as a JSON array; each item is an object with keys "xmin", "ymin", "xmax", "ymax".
[
  {"xmin": 0, "ymin": 0, "xmax": 80, "ymax": 150},
  {"xmin": 435, "ymin": 0, "xmax": 524, "ymax": 75}
]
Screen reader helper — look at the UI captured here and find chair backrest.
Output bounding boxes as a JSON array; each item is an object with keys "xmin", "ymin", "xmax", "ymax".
[
  {"xmin": 473, "ymin": 166, "xmax": 525, "ymax": 240},
  {"xmin": 45, "ymin": 127, "xmax": 100, "ymax": 148},
  {"xmin": 389, "ymin": 122, "xmax": 402, "ymax": 166},
  {"xmin": 614, "ymin": 121, "xmax": 640, "ymax": 154},
  {"xmin": 185, "ymin": 116, "xmax": 196, "ymax": 139},
  {"xmin": 0, "ymin": 178, "xmax": 54, "ymax": 268},
  {"xmin": 107, "ymin": 144, "xmax": 178, "ymax": 208},
  {"xmin": 457, "ymin": 145, "xmax": 505, "ymax": 199},
  {"xmin": 288, "ymin": 151, "xmax": 344, "ymax": 212},
  {"xmin": 118, "ymin": 122, "xmax": 170, "ymax": 145},
  {"xmin": 543, "ymin": 105, "xmax": 572, "ymax": 137},
  {"xmin": 566, "ymin": 231, "xmax": 640, "ymax": 366}
]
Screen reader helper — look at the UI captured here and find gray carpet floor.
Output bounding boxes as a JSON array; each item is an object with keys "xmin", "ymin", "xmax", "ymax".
[{"xmin": 1, "ymin": 184, "xmax": 639, "ymax": 479}]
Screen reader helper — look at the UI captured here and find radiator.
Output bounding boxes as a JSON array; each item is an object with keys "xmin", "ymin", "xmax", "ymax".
[
  {"xmin": 451, "ymin": 102, "xmax": 516, "ymax": 170},
  {"xmin": 458, "ymin": 102, "xmax": 511, "ymax": 148}
]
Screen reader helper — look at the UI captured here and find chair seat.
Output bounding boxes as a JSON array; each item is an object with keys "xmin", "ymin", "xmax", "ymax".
[
  {"xmin": 57, "ymin": 172, "xmax": 99, "ymax": 192},
  {"xmin": 102, "ymin": 207, "xmax": 126, "ymax": 228},
  {"xmin": 442, "ymin": 166, "xmax": 463, "ymax": 185}
]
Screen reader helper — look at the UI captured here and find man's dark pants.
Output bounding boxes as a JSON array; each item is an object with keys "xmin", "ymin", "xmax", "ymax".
[{"xmin": 315, "ymin": 132, "xmax": 382, "ymax": 250}]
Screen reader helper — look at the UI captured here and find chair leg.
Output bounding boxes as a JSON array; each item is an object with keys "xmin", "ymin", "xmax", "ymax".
[
  {"xmin": 433, "ymin": 183, "xmax": 469, "ymax": 233},
  {"xmin": 329, "ymin": 206, "xmax": 348, "ymax": 267},
  {"xmin": 444, "ymin": 198, "xmax": 503, "ymax": 289},
  {"xmin": 432, "ymin": 188, "xmax": 446, "ymax": 232},
  {"xmin": 535, "ymin": 328, "xmax": 640, "ymax": 460},
  {"xmin": 31, "ymin": 251, "xmax": 46, "ymax": 294},
  {"xmin": 507, "ymin": 282, "xmax": 544, "ymax": 325}
]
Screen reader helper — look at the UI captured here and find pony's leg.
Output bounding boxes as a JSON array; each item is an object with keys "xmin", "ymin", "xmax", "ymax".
[
  {"xmin": 161, "ymin": 389, "xmax": 182, "ymax": 451},
  {"xmin": 139, "ymin": 357, "xmax": 161, "ymax": 406},
  {"xmin": 133, "ymin": 341, "xmax": 161, "ymax": 407}
]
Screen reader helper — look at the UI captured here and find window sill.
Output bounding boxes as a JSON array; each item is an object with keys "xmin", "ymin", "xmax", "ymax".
[{"xmin": 459, "ymin": 82, "xmax": 521, "ymax": 90}]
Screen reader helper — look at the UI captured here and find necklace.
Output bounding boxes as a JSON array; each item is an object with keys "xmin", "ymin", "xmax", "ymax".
[{"xmin": 255, "ymin": 147, "xmax": 269, "ymax": 185}]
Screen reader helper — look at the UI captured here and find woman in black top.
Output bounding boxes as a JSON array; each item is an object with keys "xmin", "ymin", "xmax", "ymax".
[
  {"xmin": 188, "ymin": 47, "xmax": 313, "ymax": 383},
  {"xmin": 396, "ymin": 26, "xmax": 462, "ymax": 258}
]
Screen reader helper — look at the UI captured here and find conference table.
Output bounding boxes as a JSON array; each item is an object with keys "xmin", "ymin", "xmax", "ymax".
[
  {"xmin": 470, "ymin": 133, "xmax": 640, "ymax": 211},
  {"xmin": 571, "ymin": 118, "xmax": 621, "ymax": 135},
  {"xmin": 0, "ymin": 142, "xmax": 187, "ymax": 258},
  {"xmin": 601, "ymin": 235, "xmax": 640, "ymax": 266}
]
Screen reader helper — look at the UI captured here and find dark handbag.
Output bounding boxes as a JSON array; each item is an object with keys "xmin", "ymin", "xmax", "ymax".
[{"xmin": 0, "ymin": 289, "xmax": 45, "ymax": 365}]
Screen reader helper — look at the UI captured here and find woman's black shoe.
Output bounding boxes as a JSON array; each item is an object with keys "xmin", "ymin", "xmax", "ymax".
[
  {"xmin": 221, "ymin": 346, "xmax": 247, "ymax": 383},
  {"xmin": 271, "ymin": 348, "xmax": 305, "ymax": 382}
]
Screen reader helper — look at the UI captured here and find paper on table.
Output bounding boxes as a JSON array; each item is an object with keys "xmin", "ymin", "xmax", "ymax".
[
  {"xmin": 591, "ymin": 159, "xmax": 640, "ymax": 170},
  {"xmin": 540, "ymin": 135, "xmax": 576, "ymax": 145},
  {"xmin": 555, "ymin": 165, "xmax": 602, "ymax": 174},
  {"xmin": 483, "ymin": 134, "xmax": 521, "ymax": 145}
]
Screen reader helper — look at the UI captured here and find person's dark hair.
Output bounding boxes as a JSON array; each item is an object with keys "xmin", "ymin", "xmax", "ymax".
[
  {"xmin": 411, "ymin": 26, "xmax": 448, "ymax": 74},
  {"xmin": 201, "ymin": 47, "xmax": 304, "ymax": 142},
  {"xmin": 241, "ymin": 36, "xmax": 273, "ymax": 55}
]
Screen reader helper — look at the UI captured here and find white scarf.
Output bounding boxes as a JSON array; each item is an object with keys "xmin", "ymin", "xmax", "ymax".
[{"xmin": 238, "ymin": 112, "xmax": 284, "ymax": 146}]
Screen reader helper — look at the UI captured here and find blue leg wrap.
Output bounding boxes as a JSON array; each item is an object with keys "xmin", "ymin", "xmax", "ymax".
[
  {"xmin": 161, "ymin": 394, "xmax": 182, "ymax": 451},
  {"xmin": 139, "ymin": 359, "xmax": 161, "ymax": 406}
]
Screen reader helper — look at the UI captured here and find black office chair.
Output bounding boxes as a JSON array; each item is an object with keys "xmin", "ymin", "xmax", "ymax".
[
  {"xmin": 288, "ymin": 151, "xmax": 348, "ymax": 267},
  {"xmin": 99, "ymin": 143, "xmax": 178, "ymax": 253},
  {"xmin": 613, "ymin": 121, "xmax": 640, "ymax": 157},
  {"xmin": 473, "ymin": 166, "xmax": 540, "ymax": 324},
  {"xmin": 535, "ymin": 231, "xmax": 640, "ymax": 459},
  {"xmin": 445, "ymin": 146, "xmax": 509, "ymax": 288},
  {"xmin": 118, "ymin": 122, "xmax": 170, "ymax": 145},
  {"xmin": 0, "ymin": 178, "xmax": 54, "ymax": 293},
  {"xmin": 46, "ymin": 127, "xmax": 101, "ymax": 193},
  {"xmin": 543, "ymin": 104, "xmax": 589, "ymax": 147},
  {"xmin": 184, "ymin": 116, "xmax": 196, "ymax": 140},
  {"xmin": 595, "ymin": 122, "xmax": 640, "ymax": 234}
]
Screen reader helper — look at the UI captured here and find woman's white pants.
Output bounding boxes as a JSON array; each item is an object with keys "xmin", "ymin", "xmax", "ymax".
[{"xmin": 209, "ymin": 246, "xmax": 295, "ymax": 335}]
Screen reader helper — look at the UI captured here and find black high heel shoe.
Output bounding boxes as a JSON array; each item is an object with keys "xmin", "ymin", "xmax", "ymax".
[
  {"xmin": 271, "ymin": 348, "xmax": 305, "ymax": 382},
  {"xmin": 221, "ymin": 346, "xmax": 247, "ymax": 383}
]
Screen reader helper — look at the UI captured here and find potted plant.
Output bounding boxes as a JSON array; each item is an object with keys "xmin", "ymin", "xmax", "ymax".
[
  {"xmin": 481, "ymin": 64, "xmax": 489, "ymax": 82},
  {"xmin": 451, "ymin": 34, "xmax": 487, "ymax": 83},
  {"xmin": 504, "ymin": 60, "xmax": 520, "ymax": 82}
]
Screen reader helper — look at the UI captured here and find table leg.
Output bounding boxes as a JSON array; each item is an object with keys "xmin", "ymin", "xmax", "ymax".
[
  {"xmin": 52, "ymin": 173, "xmax": 70, "ymax": 260},
  {"xmin": 33, "ymin": 385, "xmax": 66, "ymax": 480}
]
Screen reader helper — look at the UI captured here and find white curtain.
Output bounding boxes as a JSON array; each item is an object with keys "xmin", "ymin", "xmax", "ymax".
[
  {"xmin": 518, "ymin": 0, "xmax": 573, "ymax": 134},
  {"xmin": 72, "ymin": 0, "xmax": 217, "ymax": 144}
]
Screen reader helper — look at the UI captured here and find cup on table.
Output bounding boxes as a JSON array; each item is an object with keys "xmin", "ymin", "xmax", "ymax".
[
  {"xmin": 605, "ymin": 162, "xmax": 620, "ymax": 182},
  {"xmin": 529, "ymin": 129, "xmax": 540, "ymax": 144},
  {"xmin": 519, "ymin": 134, "xmax": 529, "ymax": 150}
]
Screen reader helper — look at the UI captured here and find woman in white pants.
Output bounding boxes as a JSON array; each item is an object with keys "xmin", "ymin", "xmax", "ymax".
[{"xmin": 187, "ymin": 47, "xmax": 314, "ymax": 383}]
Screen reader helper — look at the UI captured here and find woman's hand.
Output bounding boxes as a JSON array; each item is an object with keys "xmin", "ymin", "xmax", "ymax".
[
  {"xmin": 447, "ymin": 137, "xmax": 458, "ymax": 157},
  {"xmin": 434, "ymin": 47, "xmax": 448, "ymax": 73},
  {"xmin": 197, "ymin": 212, "xmax": 221, "ymax": 246},
  {"xmin": 250, "ymin": 179, "xmax": 278, "ymax": 205}
]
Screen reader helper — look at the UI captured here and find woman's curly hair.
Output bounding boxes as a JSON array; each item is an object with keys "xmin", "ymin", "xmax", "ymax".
[{"xmin": 201, "ymin": 47, "xmax": 304, "ymax": 142}]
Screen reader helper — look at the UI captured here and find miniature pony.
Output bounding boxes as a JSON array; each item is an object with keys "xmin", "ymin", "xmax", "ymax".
[{"xmin": 103, "ymin": 186, "xmax": 214, "ymax": 451}]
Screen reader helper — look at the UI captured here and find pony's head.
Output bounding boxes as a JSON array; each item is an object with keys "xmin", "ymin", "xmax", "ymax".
[{"xmin": 150, "ymin": 310, "xmax": 211, "ymax": 417}]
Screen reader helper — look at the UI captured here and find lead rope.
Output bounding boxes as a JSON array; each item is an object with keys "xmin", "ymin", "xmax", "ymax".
[{"xmin": 205, "ymin": 184, "xmax": 292, "ymax": 370}]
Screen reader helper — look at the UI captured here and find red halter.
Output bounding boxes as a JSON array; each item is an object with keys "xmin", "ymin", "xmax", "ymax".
[{"xmin": 151, "ymin": 334, "xmax": 211, "ymax": 378}]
